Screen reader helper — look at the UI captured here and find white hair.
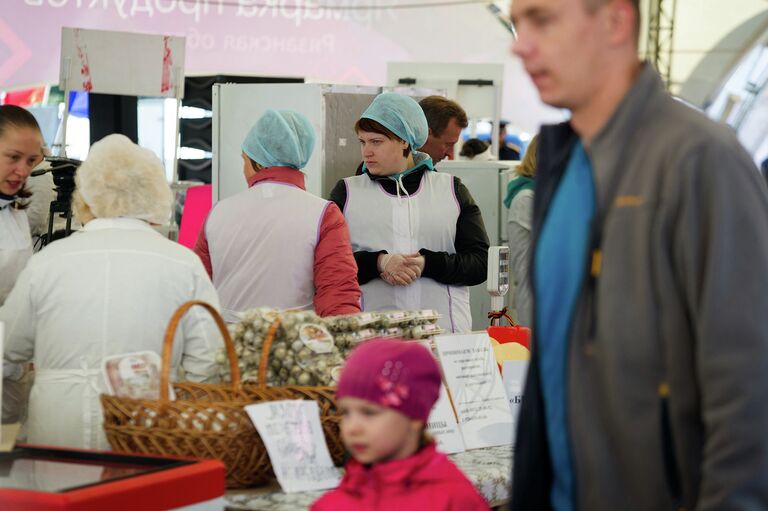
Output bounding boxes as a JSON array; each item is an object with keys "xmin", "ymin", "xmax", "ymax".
[{"xmin": 76, "ymin": 134, "xmax": 172, "ymax": 224}]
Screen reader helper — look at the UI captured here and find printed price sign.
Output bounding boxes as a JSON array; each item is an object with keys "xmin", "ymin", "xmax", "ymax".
[{"xmin": 435, "ymin": 333, "xmax": 513, "ymax": 450}]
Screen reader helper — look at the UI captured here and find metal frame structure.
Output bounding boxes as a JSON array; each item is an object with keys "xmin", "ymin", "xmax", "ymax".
[
  {"xmin": 730, "ymin": 43, "xmax": 768, "ymax": 129},
  {"xmin": 646, "ymin": 0, "xmax": 678, "ymax": 89}
]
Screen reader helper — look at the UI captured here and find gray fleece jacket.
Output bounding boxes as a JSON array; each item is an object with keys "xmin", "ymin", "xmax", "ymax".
[{"xmin": 512, "ymin": 64, "xmax": 768, "ymax": 511}]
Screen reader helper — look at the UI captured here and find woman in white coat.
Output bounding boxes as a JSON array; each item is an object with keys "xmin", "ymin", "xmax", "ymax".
[
  {"xmin": 0, "ymin": 105, "xmax": 44, "ymax": 425},
  {"xmin": 0, "ymin": 105, "xmax": 43, "ymax": 303},
  {"xmin": 0, "ymin": 134, "xmax": 223, "ymax": 450}
]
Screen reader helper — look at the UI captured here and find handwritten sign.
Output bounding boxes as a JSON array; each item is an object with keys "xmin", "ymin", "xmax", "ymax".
[
  {"xmin": 434, "ymin": 333, "xmax": 513, "ymax": 450},
  {"xmin": 427, "ymin": 383, "xmax": 465, "ymax": 454},
  {"xmin": 502, "ymin": 360, "xmax": 529, "ymax": 445},
  {"xmin": 245, "ymin": 400, "xmax": 341, "ymax": 493}
]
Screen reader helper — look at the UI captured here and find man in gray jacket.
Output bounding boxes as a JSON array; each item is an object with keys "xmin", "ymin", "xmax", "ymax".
[{"xmin": 509, "ymin": 0, "xmax": 768, "ymax": 510}]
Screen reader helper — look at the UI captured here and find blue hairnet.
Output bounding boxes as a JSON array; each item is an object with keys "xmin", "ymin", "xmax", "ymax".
[
  {"xmin": 360, "ymin": 93, "xmax": 428, "ymax": 150},
  {"xmin": 241, "ymin": 109, "xmax": 315, "ymax": 170}
]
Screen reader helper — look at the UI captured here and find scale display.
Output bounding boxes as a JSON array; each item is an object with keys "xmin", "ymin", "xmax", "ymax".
[{"xmin": 487, "ymin": 246, "xmax": 510, "ymax": 297}]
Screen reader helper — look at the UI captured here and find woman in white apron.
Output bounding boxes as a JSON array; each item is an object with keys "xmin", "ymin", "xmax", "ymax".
[
  {"xmin": 0, "ymin": 105, "xmax": 44, "ymax": 425},
  {"xmin": 195, "ymin": 109, "xmax": 360, "ymax": 322},
  {"xmin": 329, "ymin": 93, "xmax": 489, "ymax": 333},
  {"xmin": 0, "ymin": 134, "xmax": 223, "ymax": 450}
]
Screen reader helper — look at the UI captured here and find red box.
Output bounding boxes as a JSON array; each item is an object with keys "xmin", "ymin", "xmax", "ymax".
[{"xmin": 0, "ymin": 444, "xmax": 225, "ymax": 511}]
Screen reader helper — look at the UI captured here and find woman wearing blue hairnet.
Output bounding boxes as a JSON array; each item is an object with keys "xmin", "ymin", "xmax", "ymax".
[
  {"xmin": 329, "ymin": 93, "xmax": 489, "ymax": 333},
  {"xmin": 195, "ymin": 109, "xmax": 361, "ymax": 321}
]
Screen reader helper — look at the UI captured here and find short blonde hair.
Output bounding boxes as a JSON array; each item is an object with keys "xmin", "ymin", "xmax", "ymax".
[
  {"xmin": 76, "ymin": 134, "xmax": 172, "ymax": 224},
  {"xmin": 516, "ymin": 135, "xmax": 538, "ymax": 178}
]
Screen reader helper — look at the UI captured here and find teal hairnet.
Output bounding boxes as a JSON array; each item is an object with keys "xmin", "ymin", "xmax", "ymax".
[
  {"xmin": 241, "ymin": 109, "xmax": 315, "ymax": 170},
  {"xmin": 360, "ymin": 93, "xmax": 429, "ymax": 149}
]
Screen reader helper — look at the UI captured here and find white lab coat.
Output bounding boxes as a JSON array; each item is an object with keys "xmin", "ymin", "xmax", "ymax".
[
  {"xmin": 0, "ymin": 202, "xmax": 33, "ymax": 425},
  {"xmin": 0, "ymin": 217, "xmax": 223, "ymax": 450},
  {"xmin": 0, "ymin": 203, "xmax": 32, "ymax": 303}
]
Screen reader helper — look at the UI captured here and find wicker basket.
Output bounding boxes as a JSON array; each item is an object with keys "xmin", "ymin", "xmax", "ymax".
[
  {"xmin": 239, "ymin": 317, "xmax": 346, "ymax": 465},
  {"xmin": 100, "ymin": 300, "xmax": 345, "ymax": 488}
]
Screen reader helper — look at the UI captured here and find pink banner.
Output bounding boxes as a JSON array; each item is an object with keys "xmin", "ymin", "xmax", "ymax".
[
  {"xmin": 2, "ymin": 0, "xmax": 474, "ymax": 89},
  {"xmin": 1, "ymin": 0, "xmax": 560, "ymax": 132}
]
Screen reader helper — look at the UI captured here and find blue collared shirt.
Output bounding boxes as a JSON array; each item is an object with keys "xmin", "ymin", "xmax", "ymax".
[{"xmin": 533, "ymin": 140, "xmax": 595, "ymax": 511}]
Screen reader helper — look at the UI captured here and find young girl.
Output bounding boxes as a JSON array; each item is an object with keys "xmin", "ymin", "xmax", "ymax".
[{"xmin": 312, "ymin": 339, "xmax": 490, "ymax": 510}]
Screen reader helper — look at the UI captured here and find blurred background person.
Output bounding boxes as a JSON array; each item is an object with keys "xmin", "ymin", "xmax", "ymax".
[
  {"xmin": 330, "ymin": 92, "xmax": 488, "ymax": 333},
  {"xmin": 503, "ymin": 135, "xmax": 537, "ymax": 327},
  {"xmin": 0, "ymin": 134, "xmax": 223, "ymax": 450},
  {"xmin": 498, "ymin": 120, "xmax": 522, "ymax": 160},
  {"xmin": 459, "ymin": 138, "xmax": 493, "ymax": 161},
  {"xmin": 195, "ymin": 109, "xmax": 360, "ymax": 321}
]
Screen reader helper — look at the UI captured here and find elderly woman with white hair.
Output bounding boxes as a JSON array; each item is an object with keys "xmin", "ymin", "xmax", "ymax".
[{"xmin": 0, "ymin": 134, "xmax": 223, "ymax": 450}]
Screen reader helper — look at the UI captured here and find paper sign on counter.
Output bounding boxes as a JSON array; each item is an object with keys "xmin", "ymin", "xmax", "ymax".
[
  {"xmin": 245, "ymin": 400, "xmax": 341, "ymax": 493},
  {"xmin": 417, "ymin": 340, "xmax": 464, "ymax": 454},
  {"xmin": 426, "ymin": 383, "xmax": 465, "ymax": 454},
  {"xmin": 435, "ymin": 333, "xmax": 513, "ymax": 450}
]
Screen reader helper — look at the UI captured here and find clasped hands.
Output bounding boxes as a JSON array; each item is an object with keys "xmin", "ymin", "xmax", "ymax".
[{"xmin": 378, "ymin": 253, "xmax": 425, "ymax": 286}]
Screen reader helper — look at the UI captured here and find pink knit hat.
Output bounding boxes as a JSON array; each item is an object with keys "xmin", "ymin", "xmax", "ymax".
[{"xmin": 336, "ymin": 339, "xmax": 442, "ymax": 422}]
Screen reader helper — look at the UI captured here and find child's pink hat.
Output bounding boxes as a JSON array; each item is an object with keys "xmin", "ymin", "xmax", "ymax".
[{"xmin": 336, "ymin": 339, "xmax": 441, "ymax": 422}]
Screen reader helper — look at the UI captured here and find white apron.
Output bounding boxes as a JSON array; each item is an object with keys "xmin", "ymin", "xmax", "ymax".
[
  {"xmin": 343, "ymin": 172, "xmax": 471, "ymax": 333},
  {"xmin": 206, "ymin": 182, "xmax": 329, "ymax": 322}
]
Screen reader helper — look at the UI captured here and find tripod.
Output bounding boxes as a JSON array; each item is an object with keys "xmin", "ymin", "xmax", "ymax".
[
  {"xmin": 33, "ymin": 158, "xmax": 80, "ymax": 249},
  {"xmin": 44, "ymin": 191, "xmax": 75, "ymax": 248}
]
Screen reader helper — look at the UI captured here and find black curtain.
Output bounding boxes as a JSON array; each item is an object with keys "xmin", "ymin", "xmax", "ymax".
[{"xmin": 88, "ymin": 93, "xmax": 138, "ymax": 144}]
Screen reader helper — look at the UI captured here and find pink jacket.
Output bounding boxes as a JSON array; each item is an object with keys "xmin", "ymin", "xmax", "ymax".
[
  {"xmin": 311, "ymin": 443, "xmax": 490, "ymax": 511},
  {"xmin": 194, "ymin": 167, "xmax": 361, "ymax": 317}
]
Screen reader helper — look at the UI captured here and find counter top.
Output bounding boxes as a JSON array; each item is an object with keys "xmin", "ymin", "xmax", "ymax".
[{"xmin": 225, "ymin": 444, "xmax": 513, "ymax": 510}]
